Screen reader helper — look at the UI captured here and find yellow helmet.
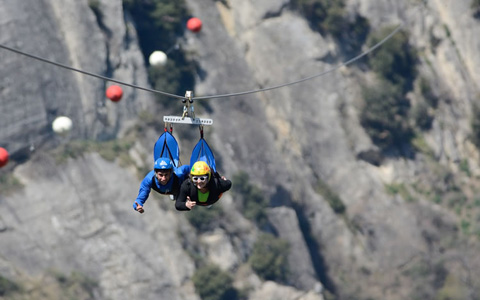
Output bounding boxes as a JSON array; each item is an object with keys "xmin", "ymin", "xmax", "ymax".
[{"xmin": 190, "ymin": 161, "xmax": 211, "ymax": 181}]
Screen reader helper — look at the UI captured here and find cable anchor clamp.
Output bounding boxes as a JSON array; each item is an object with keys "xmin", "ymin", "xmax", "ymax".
[{"xmin": 182, "ymin": 90, "xmax": 195, "ymax": 119}]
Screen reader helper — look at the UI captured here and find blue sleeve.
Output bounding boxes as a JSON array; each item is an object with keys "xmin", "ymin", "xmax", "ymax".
[
  {"xmin": 133, "ymin": 171, "xmax": 154, "ymax": 210},
  {"xmin": 174, "ymin": 165, "xmax": 190, "ymax": 183}
]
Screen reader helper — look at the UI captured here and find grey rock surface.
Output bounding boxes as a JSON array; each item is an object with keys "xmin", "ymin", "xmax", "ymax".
[{"xmin": 1, "ymin": 0, "xmax": 480, "ymax": 299}]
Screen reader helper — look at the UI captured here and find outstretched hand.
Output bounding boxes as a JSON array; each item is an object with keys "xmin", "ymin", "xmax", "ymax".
[
  {"xmin": 136, "ymin": 203, "xmax": 145, "ymax": 214},
  {"xmin": 186, "ymin": 196, "xmax": 196, "ymax": 210}
]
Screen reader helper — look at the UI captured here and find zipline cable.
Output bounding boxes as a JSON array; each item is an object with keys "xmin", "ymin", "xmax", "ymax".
[
  {"xmin": 194, "ymin": 23, "xmax": 403, "ymax": 100},
  {"xmin": 0, "ymin": 43, "xmax": 185, "ymax": 100},
  {"xmin": 0, "ymin": 23, "xmax": 403, "ymax": 101}
]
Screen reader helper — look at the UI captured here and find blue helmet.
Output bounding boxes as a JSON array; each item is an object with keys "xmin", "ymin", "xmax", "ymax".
[{"xmin": 154, "ymin": 157, "xmax": 173, "ymax": 170}]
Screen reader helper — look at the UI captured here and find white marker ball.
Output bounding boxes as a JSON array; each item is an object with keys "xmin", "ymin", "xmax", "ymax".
[
  {"xmin": 149, "ymin": 51, "xmax": 167, "ymax": 66},
  {"xmin": 52, "ymin": 116, "xmax": 73, "ymax": 134}
]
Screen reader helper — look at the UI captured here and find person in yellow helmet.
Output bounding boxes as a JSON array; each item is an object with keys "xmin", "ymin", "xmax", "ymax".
[{"xmin": 175, "ymin": 161, "xmax": 232, "ymax": 211}]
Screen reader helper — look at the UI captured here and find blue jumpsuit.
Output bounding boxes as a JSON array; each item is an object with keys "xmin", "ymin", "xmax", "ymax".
[{"xmin": 133, "ymin": 165, "xmax": 190, "ymax": 210}]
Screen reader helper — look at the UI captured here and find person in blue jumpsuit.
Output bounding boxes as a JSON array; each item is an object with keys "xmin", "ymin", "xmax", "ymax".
[{"xmin": 133, "ymin": 157, "xmax": 190, "ymax": 213}]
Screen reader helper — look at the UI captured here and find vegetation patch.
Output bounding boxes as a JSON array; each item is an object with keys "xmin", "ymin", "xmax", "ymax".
[
  {"xmin": 122, "ymin": 0, "xmax": 197, "ymax": 102},
  {"xmin": 0, "ymin": 275, "xmax": 22, "ymax": 297},
  {"xmin": 470, "ymin": 101, "xmax": 480, "ymax": 149},
  {"xmin": 435, "ymin": 273, "xmax": 470, "ymax": 300},
  {"xmin": 360, "ymin": 26, "xmax": 418, "ymax": 152},
  {"xmin": 248, "ymin": 233, "xmax": 290, "ymax": 282},
  {"xmin": 232, "ymin": 172, "xmax": 269, "ymax": 227},
  {"xmin": 458, "ymin": 159, "xmax": 471, "ymax": 177},
  {"xmin": 409, "ymin": 77, "xmax": 438, "ymax": 132},
  {"xmin": 315, "ymin": 178, "xmax": 346, "ymax": 214},
  {"xmin": 360, "ymin": 81, "xmax": 413, "ymax": 150},
  {"xmin": 291, "ymin": 0, "xmax": 370, "ymax": 49},
  {"xmin": 51, "ymin": 270, "xmax": 99, "ymax": 299},
  {"xmin": 53, "ymin": 136, "xmax": 135, "ymax": 165},
  {"xmin": 0, "ymin": 173, "xmax": 24, "ymax": 195},
  {"xmin": 192, "ymin": 264, "xmax": 238, "ymax": 300},
  {"xmin": 186, "ymin": 204, "xmax": 223, "ymax": 232},
  {"xmin": 385, "ymin": 182, "xmax": 415, "ymax": 202},
  {"xmin": 0, "ymin": 270, "xmax": 98, "ymax": 300},
  {"xmin": 411, "ymin": 134, "xmax": 435, "ymax": 157},
  {"xmin": 367, "ymin": 27, "xmax": 417, "ymax": 92},
  {"xmin": 418, "ymin": 77, "xmax": 438, "ymax": 109},
  {"xmin": 402, "ymin": 259, "xmax": 449, "ymax": 300},
  {"xmin": 87, "ymin": 0, "xmax": 102, "ymax": 21},
  {"xmin": 472, "ymin": 0, "xmax": 480, "ymax": 18}
]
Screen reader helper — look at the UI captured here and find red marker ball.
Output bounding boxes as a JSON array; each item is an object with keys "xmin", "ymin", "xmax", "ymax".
[
  {"xmin": 0, "ymin": 147, "xmax": 9, "ymax": 168},
  {"xmin": 187, "ymin": 17, "xmax": 202, "ymax": 33},
  {"xmin": 106, "ymin": 85, "xmax": 123, "ymax": 102}
]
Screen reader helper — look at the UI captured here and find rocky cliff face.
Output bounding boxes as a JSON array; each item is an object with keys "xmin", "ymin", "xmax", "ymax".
[
  {"xmin": 0, "ymin": 0, "xmax": 154, "ymax": 156},
  {"xmin": 1, "ymin": 0, "xmax": 480, "ymax": 299}
]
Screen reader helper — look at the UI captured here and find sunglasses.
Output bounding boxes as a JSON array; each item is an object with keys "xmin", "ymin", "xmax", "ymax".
[{"xmin": 192, "ymin": 175, "xmax": 208, "ymax": 182}]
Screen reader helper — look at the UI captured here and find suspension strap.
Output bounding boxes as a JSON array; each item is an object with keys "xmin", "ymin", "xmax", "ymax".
[{"xmin": 163, "ymin": 122, "xmax": 173, "ymax": 133}]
